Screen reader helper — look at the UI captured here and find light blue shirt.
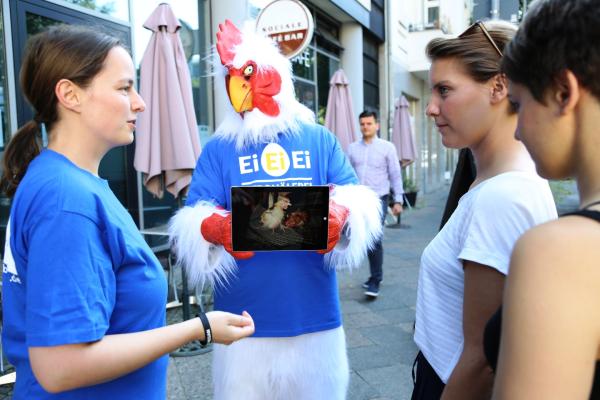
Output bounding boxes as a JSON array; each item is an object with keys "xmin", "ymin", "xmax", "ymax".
[{"xmin": 347, "ymin": 137, "xmax": 404, "ymax": 203}]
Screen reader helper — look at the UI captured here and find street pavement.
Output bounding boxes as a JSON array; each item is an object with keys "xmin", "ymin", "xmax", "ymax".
[{"xmin": 0, "ymin": 179, "xmax": 579, "ymax": 400}]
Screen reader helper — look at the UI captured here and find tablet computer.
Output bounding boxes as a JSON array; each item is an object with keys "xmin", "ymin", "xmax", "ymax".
[{"xmin": 231, "ymin": 186, "xmax": 329, "ymax": 251}]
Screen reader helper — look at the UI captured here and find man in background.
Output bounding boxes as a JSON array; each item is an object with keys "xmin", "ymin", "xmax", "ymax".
[{"xmin": 347, "ymin": 110, "xmax": 404, "ymax": 298}]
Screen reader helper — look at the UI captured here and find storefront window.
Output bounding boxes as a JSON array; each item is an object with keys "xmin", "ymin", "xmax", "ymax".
[
  {"xmin": 61, "ymin": 0, "xmax": 129, "ymax": 21},
  {"xmin": 25, "ymin": 13, "xmax": 61, "ymax": 36},
  {"xmin": 0, "ymin": 4, "xmax": 10, "ymax": 251},
  {"xmin": 292, "ymin": 47, "xmax": 318, "ymax": 114},
  {"xmin": 0, "ymin": 6, "xmax": 10, "ymax": 149},
  {"xmin": 294, "ymin": 79, "xmax": 316, "ymax": 114},
  {"xmin": 292, "ymin": 47, "xmax": 315, "ymax": 81},
  {"xmin": 316, "ymin": 51, "xmax": 339, "ymax": 124}
]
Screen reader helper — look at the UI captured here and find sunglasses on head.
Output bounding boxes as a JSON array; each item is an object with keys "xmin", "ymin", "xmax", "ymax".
[{"xmin": 459, "ymin": 21, "xmax": 503, "ymax": 57}]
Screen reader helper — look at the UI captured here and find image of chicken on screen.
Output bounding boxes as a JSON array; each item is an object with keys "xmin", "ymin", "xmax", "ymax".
[{"xmin": 231, "ymin": 186, "xmax": 329, "ymax": 251}]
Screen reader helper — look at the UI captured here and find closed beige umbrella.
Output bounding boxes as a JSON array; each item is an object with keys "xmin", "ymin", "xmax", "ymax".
[
  {"xmin": 324, "ymin": 69, "xmax": 357, "ymax": 152},
  {"xmin": 391, "ymin": 96, "xmax": 417, "ymax": 167},
  {"xmin": 134, "ymin": 3, "xmax": 201, "ymax": 199}
]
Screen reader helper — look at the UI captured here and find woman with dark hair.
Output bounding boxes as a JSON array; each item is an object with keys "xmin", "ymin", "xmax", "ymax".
[
  {"xmin": 489, "ymin": 1, "xmax": 600, "ymax": 398},
  {"xmin": 1, "ymin": 25, "xmax": 254, "ymax": 399},
  {"xmin": 411, "ymin": 20, "xmax": 557, "ymax": 400}
]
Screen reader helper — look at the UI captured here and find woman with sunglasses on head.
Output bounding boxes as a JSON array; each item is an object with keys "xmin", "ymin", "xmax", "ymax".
[
  {"xmin": 1, "ymin": 25, "xmax": 255, "ymax": 399},
  {"xmin": 489, "ymin": 1, "xmax": 600, "ymax": 398},
  {"xmin": 411, "ymin": 20, "xmax": 557, "ymax": 400}
]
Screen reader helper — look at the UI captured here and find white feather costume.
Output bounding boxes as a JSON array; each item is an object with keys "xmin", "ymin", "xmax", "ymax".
[{"xmin": 169, "ymin": 20, "xmax": 382, "ymax": 400}]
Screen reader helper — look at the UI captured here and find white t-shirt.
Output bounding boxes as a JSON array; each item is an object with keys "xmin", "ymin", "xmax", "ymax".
[{"xmin": 414, "ymin": 171, "xmax": 557, "ymax": 383}]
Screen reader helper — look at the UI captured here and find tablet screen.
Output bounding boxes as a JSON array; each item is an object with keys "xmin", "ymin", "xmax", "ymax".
[{"xmin": 231, "ymin": 186, "xmax": 329, "ymax": 251}]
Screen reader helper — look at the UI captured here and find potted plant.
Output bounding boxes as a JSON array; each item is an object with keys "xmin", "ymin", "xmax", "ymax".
[{"xmin": 403, "ymin": 177, "xmax": 419, "ymax": 207}]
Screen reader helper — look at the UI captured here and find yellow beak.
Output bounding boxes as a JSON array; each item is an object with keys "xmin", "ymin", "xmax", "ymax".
[{"xmin": 228, "ymin": 75, "xmax": 254, "ymax": 113}]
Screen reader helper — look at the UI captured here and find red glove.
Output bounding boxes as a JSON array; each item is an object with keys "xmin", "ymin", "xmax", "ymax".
[
  {"xmin": 318, "ymin": 200, "xmax": 349, "ymax": 254},
  {"xmin": 201, "ymin": 213, "xmax": 254, "ymax": 260}
]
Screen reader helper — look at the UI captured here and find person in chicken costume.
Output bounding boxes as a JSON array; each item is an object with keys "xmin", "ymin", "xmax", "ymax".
[{"xmin": 169, "ymin": 20, "xmax": 382, "ymax": 400}]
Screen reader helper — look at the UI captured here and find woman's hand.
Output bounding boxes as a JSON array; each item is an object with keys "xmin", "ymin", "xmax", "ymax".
[{"xmin": 206, "ymin": 310, "xmax": 255, "ymax": 345}]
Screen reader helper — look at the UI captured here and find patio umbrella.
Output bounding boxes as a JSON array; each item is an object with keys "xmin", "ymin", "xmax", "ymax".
[
  {"xmin": 391, "ymin": 95, "xmax": 417, "ymax": 167},
  {"xmin": 324, "ymin": 69, "xmax": 357, "ymax": 152},
  {"xmin": 134, "ymin": 3, "xmax": 201, "ymax": 199}
]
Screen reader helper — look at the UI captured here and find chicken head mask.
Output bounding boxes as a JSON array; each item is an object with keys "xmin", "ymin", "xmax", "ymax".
[{"xmin": 216, "ymin": 20, "xmax": 282, "ymax": 117}]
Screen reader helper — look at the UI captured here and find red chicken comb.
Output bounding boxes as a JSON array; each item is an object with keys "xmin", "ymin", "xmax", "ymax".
[{"xmin": 216, "ymin": 19, "xmax": 242, "ymax": 65}]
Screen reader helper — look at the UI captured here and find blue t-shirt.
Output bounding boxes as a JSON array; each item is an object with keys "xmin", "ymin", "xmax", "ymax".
[
  {"xmin": 187, "ymin": 122, "xmax": 357, "ymax": 336},
  {"xmin": 2, "ymin": 150, "xmax": 168, "ymax": 399}
]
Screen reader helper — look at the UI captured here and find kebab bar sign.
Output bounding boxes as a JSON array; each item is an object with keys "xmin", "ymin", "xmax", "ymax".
[{"xmin": 256, "ymin": 0, "xmax": 314, "ymax": 59}]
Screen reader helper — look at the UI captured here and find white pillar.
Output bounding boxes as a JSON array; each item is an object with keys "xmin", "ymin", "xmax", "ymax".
[
  {"xmin": 211, "ymin": 0, "xmax": 248, "ymax": 126},
  {"xmin": 340, "ymin": 22, "xmax": 364, "ymax": 136}
]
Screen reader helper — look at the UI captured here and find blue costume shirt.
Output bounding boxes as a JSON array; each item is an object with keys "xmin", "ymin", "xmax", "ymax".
[
  {"xmin": 186, "ymin": 123, "xmax": 357, "ymax": 336},
  {"xmin": 2, "ymin": 150, "xmax": 168, "ymax": 399}
]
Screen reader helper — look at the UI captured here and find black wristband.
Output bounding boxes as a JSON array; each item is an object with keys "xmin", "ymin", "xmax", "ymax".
[{"xmin": 197, "ymin": 312, "xmax": 212, "ymax": 347}]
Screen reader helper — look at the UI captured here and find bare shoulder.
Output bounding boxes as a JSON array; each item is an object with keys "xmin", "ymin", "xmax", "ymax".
[
  {"xmin": 515, "ymin": 216, "xmax": 600, "ymax": 260},
  {"xmin": 498, "ymin": 215, "xmax": 600, "ymax": 399},
  {"xmin": 509, "ymin": 216, "xmax": 600, "ymax": 311}
]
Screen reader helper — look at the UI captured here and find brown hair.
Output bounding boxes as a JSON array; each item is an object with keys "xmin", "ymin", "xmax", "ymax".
[
  {"xmin": 426, "ymin": 20, "xmax": 517, "ymax": 83},
  {"xmin": 1, "ymin": 25, "xmax": 121, "ymax": 197},
  {"xmin": 503, "ymin": 0, "xmax": 600, "ymax": 103}
]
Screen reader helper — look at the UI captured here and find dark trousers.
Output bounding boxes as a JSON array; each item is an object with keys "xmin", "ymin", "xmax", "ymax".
[
  {"xmin": 367, "ymin": 195, "xmax": 388, "ymax": 283},
  {"xmin": 411, "ymin": 352, "xmax": 445, "ymax": 400}
]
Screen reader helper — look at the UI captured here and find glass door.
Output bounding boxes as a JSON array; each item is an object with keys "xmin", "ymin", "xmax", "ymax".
[
  {"xmin": 0, "ymin": 0, "xmax": 134, "ymax": 255},
  {"xmin": 6, "ymin": 0, "xmax": 136, "ymax": 220}
]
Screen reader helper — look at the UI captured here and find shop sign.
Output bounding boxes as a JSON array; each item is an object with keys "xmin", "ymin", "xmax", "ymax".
[{"xmin": 256, "ymin": 0, "xmax": 314, "ymax": 59}]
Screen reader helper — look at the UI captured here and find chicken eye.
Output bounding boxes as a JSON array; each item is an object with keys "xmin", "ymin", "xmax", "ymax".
[{"xmin": 243, "ymin": 65, "xmax": 254, "ymax": 77}]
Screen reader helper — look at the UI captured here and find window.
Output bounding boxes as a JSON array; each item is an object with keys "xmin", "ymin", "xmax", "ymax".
[
  {"xmin": 425, "ymin": 0, "xmax": 440, "ymax": 28},
  {"xmin": 427, "ymin": 6, "xmax": 439, "ymax": 26},
  {"xmin": 0, "ymin": 4, "xmax": 10, "ymax": 252},
  {"xmin": 0, "ymin": 5, "xmax": 10, "ymax": 149},
  {"xmin": 363, "ymin": 34, "xmax": 379, "ymax": 113},
  {"xmin": 60, "ymin": 0, "xmax": 129, "ymax": 21},
  {"xmin": 316, "ymin": 50, "xmax": 339, "ymax": 124},
  {"xmin": 292, "ymin": 46, "xmax": 317, "ymax": 114}
]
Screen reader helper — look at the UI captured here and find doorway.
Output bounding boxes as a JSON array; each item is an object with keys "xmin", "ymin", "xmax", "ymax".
[
  {"xmin": 7, "ymin": 0, "xmax": 137, "ymax": 216},
  {"xmin": 0, "ymin": 0, "xmax": 136, "ymax": 255}
]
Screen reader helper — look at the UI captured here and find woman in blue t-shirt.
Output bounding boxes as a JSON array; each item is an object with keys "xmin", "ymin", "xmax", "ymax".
[{"xmin": 0, "ymin": 25, "xmax": 254, "ymax": 399}]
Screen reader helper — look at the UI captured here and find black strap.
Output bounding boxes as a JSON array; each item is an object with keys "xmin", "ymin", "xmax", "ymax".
[
  {"xmin": 197, "ymin": 312, "xmax": 212, "ymax": 347},
  {"xmin": 562, "ymin": 209, "xmax": 600, "ymax": 221}
]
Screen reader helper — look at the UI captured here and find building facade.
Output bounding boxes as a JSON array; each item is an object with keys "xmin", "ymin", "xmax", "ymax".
[
  {"xmin": 0, "ymin": 0, "xmax": 481, "ymax": 249},
  {"xmin": 386, "ymin": 0, "xmax": 471, "ymax": 195},
  {"xmin": 0, "ymin": 0, "xmax": 389, "ymax": 249}
]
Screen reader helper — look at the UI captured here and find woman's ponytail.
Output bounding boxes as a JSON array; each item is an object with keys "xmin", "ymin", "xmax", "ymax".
[{"xmin": 1, "ymin": 120, "xmax": 42, "ymax": 197}]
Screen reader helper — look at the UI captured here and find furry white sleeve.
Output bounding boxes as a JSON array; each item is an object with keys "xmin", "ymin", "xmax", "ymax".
[
  {"xmin": 327, "ymin": 184, "xmax": 383, "ymax": 271},
  {"xmin": 168, "ymin": 201, "xmax": 236, "ymax": 289}
]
